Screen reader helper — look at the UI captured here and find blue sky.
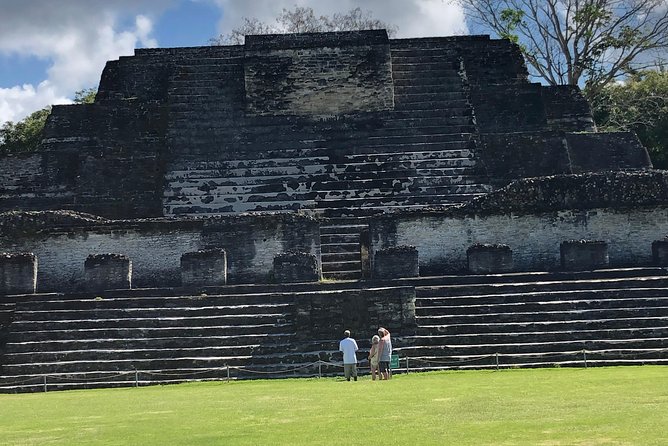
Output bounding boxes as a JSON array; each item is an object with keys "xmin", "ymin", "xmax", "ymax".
[{"xmin": 0, "ymin": 0, "xmax": 468, "ymax": 125}]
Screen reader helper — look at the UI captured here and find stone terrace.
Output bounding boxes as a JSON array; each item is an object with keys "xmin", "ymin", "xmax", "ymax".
[{"xmin": 1, "ymin": 267, "xmax": 666, "ymax": 392}]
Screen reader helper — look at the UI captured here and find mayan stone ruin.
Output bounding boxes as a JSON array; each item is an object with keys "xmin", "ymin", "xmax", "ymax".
[{"xmin": 0, "ymin": 30, "xmax": 666, "ymax": 391}]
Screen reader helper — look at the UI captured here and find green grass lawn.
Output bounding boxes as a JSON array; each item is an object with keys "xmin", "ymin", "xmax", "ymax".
[{"xmin": 0, "ymin": 366, "xmax": 666, "ymax": 445}]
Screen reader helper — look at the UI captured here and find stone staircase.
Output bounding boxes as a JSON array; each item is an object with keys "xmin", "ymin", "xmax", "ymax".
[
  {"xmin": 161, "ymin": 42, "xmax": 496, "ymax": 278},
  {"xmin": 162, "ymin": 43, "xmax": 492, "ymax": 218},
  {"xmin": 394, "ymin": 267, "xmax": 668, "ymax": 370},
  {"xmin": 319, "ymin": 217, "xmax": 369, "ymax": 280},
  {"xmin": 1, "ymin": 268, "xmax": 667, "ymax": 392},
  {"xmin": 0, "ymin": 284, "xmax": 356, "ymax": 393}
]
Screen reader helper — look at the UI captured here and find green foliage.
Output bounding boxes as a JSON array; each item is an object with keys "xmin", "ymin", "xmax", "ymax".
[
  {"xmin": 73, "ymin": 88, "xmax": 97, "ymax": 104},
  {"xmin": 498, "ymin": 8, "xmax": 525, "ymax": 44},
  {"xmin": 0, "ymin": 367, "xmax": 667, "ymax": 445},
  {"xmin": 457, "ymin": 0, "xmax": 668, "ymax": 90},
  {"xmin": 0, "ymin": 88, "xmax": 97, "ymax": 155},
  {"xmin": 588, "ymin": 70, "xmax": 668, "ymax": 168},
  {"xmin": 0, "ymin": 107, "xmax": 51, "ymax": 155}
]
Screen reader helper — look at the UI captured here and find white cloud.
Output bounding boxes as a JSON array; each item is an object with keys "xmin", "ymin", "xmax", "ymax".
[
  {"xmin": 0, "ymin": 82, "xmax": 70, "ymax": 123},
  {"xmin": 212, "ymin": 0, "xmax": 467, "ymax": 39},
  {"xmin": 0, "ymin": 0, "xmax": 468, "ymax": 125},
  {"xmin": 0, "ymin": 2, "xmax": 168, "ymax": 124}
]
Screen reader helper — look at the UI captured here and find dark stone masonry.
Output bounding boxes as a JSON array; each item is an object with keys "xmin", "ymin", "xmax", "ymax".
[
  {"xmin": 372, "ymin": 245, "xmax": 419, "ymax": 279},
  {"xmin": 0, "ymin": 252, "xmax": 37, "ymax": 295},
  {"xmin": 0, "ymin": 30, "xmax": 666, "ymax": 391},
  {"xmin": 84, "ymin": 253, "xmax": 132, "ymax": 291},
  {"xmin": 181, "ymin": 249, "xmax": 227, "ymax": 287},
  {"xmin": 467, "ymin": 243, "xmax": 513, "ymax": 274},
  {"xmin": 560, "ymin": 240, "xmax": 610, "ymax": 271},
  {"xmin": 273, "ymin": 251, "xmax": 320, "ymax": 283}
]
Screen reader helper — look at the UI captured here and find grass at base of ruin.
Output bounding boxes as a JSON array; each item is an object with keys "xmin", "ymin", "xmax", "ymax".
[{"xmin": 1, "ymin": 366, "xmax": 667, "ymax": 445}]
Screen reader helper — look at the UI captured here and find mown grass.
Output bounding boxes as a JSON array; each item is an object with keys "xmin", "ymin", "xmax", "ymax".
[{"xmin": 0, "ymin": 366, "xmax": 666, "ymax": 445}]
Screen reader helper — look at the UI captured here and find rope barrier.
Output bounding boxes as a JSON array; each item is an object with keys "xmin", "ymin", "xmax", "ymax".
[
  {"xmin": 1, "ymin": 347, "xmax": 667, "ymax": 392},
  {"xmin": 45, "ymin": 371, "xmax": 133, "ymax": 383},
  {"xmin": 229, "ymin": 362, "xmax": 320, "ymax": 375},
  {"xmin": 142, "ymin": 368, "xmax": 220, "ymax": 378}
]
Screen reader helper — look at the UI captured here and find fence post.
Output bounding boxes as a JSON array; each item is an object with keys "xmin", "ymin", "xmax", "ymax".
[
  {"xmin": 43, "ymin": 375, "xmax": 47, "ymax": 393},
  {"xmin": 318, "ymin": 361, "xmax": 322, "ymax": 379},
  {"xmin": 226, "ymin": 365, "xmax": 230, "ymax": 382},
  {"xmin": 495, "ymin": 353, "xmax": 499, "ymax": 371},
  {"xmin": 582, "ymin": 350, "xmax": 588, "ymax": 369},
  {"xmin": 406, "ymin": 357, "xmax": 409, "ymax": 374},
  {"xmin": 135, "ymin": 370, "xmax": 139, "ymax": 387}
]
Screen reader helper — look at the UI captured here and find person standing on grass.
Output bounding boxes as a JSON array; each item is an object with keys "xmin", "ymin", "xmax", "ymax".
[
  {"xmin": 339, "ymin": 330, "xmax": 359, "ymax": 381},
  {"xmin": 377, "ymin": 327, "xmax": 392, "ymax": 380},
  {"xmin": 368, "ymin": 334, "xmax": 380, "ymax": 380}
]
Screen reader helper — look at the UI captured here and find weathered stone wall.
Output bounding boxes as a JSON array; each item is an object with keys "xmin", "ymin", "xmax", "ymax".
[
  {"xmin": 293, "ymin": 286, "xmax": 416, "ymax": 340},
  {"xmin": 0, "ymin": 252, "xmax": 37, "ymax": 295},
  {"xmin": 244, "ymin": 31, "xmax": 394, "ymax": 117},
  {"xmin": 479, "ymin": 131, "xmax": 571, "ymax": 183},
  {"xmin": 370, "ymin": 172, "xmax": 668, "ymax": 273},
  {"xmin": 0, "ymin": 212, "xmax": 320, "ymax": 291},
  {"xmin": 541, "ymin": 85, "xmax": 595, "ymax": 132},
  {"xmin": 566, "ymin": 132, "xmax": 652, "ymax": 172},
  {"xmin": 462, "ymin": 170, "xmax": 668, "ymax": 216},
  {"xmin": 371, "ymin": 207, "xmax": 668, "ymax": 274}
]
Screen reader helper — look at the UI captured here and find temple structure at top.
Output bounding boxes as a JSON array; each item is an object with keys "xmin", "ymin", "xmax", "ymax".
[{"xmin": 0, "ymin": 30, "xmax": 651, "ymax": 220}]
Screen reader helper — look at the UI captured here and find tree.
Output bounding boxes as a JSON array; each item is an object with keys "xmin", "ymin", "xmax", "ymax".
[
  {"xmin": 73, "ymin": 88, "xmax": 97, "ymax": 104},
  {"xmin": 589, "ymin": 70, "xmax": 668, "ymax": 167},
  {"xmin": 453, "ymin": 0, "xmax": 668, "ymax": 93},
  {"xmin": 211, "ymin": 6, "xmax": 398, "ymax": 45},
  {"xmin": 0, "ymin": 107, "xmax": 51, "ymax": 155},
  {"xmin": 0, "ymin": 88, "xmax": 97, "ymax": 155}
]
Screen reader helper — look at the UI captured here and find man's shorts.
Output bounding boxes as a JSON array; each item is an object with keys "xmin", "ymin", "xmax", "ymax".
[
  {"xmin": 379, "ymin": 361, "xmax": 390, "ymax": 373},
  {"xmin": 344, "ymin": 363, "xmax": 358, "ymax": 379}
]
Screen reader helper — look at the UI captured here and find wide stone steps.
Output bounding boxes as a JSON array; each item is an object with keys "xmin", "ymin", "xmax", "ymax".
[
  {"xmin": 4, "ymin": 333, "xmax": 295, "ymax": 353},
  {"xmin": 167, "ymin": 152, "xmax": 476, "ymax": 176},
  {"xmin": 419, "ymin": 316, "xmax": 668, "ymax": 335},
  {"xmin": 170, "ymin": 148, "xmax": 473, "ymax": 172},
  {"xmin": 415, "ymin": 306, "xmax": 668, "ymax": 325},
  {"xmin": 397, "ymin": 338, "xmax": 667, "ymax": 357},
  {"xmin": 167, "ymin": 141, "xmax": 477, "ymax": 164},
  {"xmin": 416, "ymin": 287, "xmax": 668, "ymax": 307},
  {"xmin": 165, "ymin": 168, "xmax": 479, "ymax": 189},
  {"xmin": 9, "ymin": 323, "xmax": 294, "ymax": 343},
  {"xmin": 164, "ymin": 183, "xmax": 489, "ymax": 203},
  {"xmin": 416, "ymin": 276, "xmax": 668, "ymax": 297},
  {"xmin": 400, "ymin": 326, "xmax": 668, "ymax": 346},
  {"xmin": 2, "ymin": 268, "xmax": 668, "ymax": 391},
  {"xmin": 0, "ymin": 351, "xmax": 329, "ymax": 376},
  {"xmin": 165, "ymin": 171, "xmax": 483, "ymax": 189},
  {"xmin": 8, "ymin": 313, "xmax": 290, "ymax": 331},
  {"xmin": 320, "ymin": 218, "xmax": 368, "ymax": 280},
  {"xmin": 397, "ymin": 351, "xmax": 668, "ymax": 371},
  {"xmin": 11, "ymin": 303, "xmax": 293, "ymax": 321},
  {"xmin": 392, "ymin": 268, "xmax": 668, "ymax": 369}
]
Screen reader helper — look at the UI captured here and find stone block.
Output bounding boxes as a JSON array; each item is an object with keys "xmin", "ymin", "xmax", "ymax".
[
  {"xmin": 560, "ymin": 240, "xmax": 609, "ymax": 270},
  {"xmin": 467, "ymin": 243, "xmax": 513, "ymax": 274},
  {"xmin": 293, "ymin": 286, "xmax": 417, "ymax": 340},
  {"xmin": 373, "ymin": 246, "xmax": 419, "ymax": 280},
  {"xmin": 0, "ymin": 252, "xmax": 37, "ymax": 295},
  {"xmin": 273, "ymin": 251, "xmax": 320, "ymax": 283},
  {"xmin": 181, "ymin": 249, "xmax": 227, "ymax": 287},
  {"xmin": 84, "ymin": 254, "xmax": 132, "ymax": 291},
  {"xmin": 651, "ymin": 239, "xmax": 668, "ymax": 266}
]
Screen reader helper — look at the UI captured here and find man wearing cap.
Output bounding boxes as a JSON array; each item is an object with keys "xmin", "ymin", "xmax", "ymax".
[{"xmin": 339, "ymin": 330, "xmax": 359, "ymax": 381}]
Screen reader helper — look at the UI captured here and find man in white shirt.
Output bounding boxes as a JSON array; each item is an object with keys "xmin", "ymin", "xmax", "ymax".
[{"xmin": 338, "ymin": 330, "xmax": 359, "ymax": 381}]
